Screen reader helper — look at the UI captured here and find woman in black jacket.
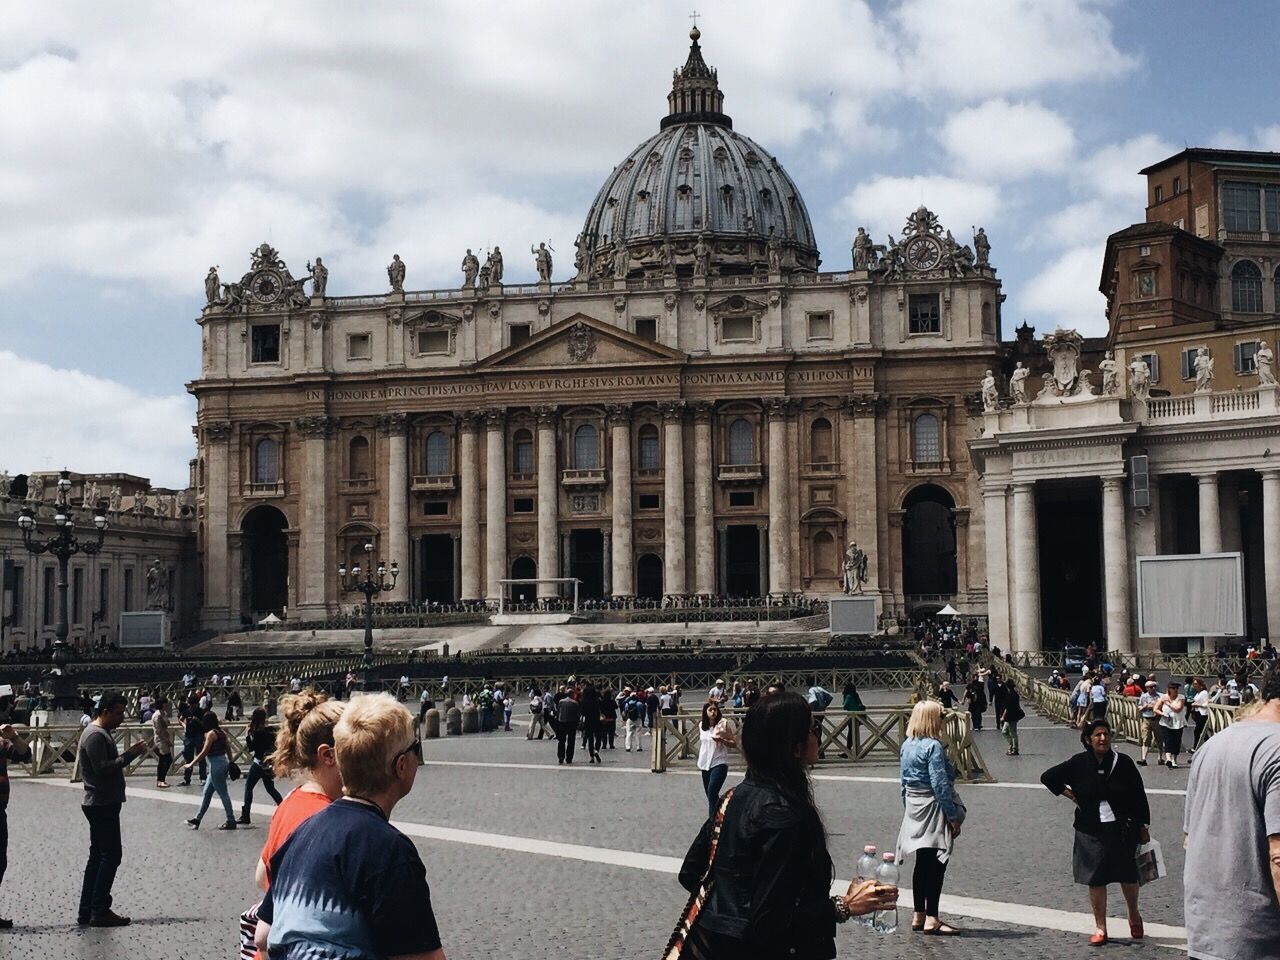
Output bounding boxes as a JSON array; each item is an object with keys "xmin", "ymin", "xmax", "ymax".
[
  {"xmin": 240, "ymin": 707, "xmax": 283, "ymax": 824},
  {"xmin": 675, "ymin": 693, "xmax": 895, "ymax": 959},
  {"xmin": 1040, "ymin": 718, "xmax": 1150, "ymax": 946}
]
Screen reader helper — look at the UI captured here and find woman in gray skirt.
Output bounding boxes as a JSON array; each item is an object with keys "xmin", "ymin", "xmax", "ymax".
[
  {"xmin": 897, "ymin": 699, "xmax": 966, "ymax": 935},
  {"xmin": 1040, "ymin": 718, "xmax": 1151, "ymax": 945}
]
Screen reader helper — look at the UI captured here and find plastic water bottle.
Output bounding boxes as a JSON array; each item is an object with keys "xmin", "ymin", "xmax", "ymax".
[
  {"xmin": 872, "ymin": 852, "xmax": 900, "ymax": 934},
  {"xmin": 854, "ymin": 845, "xmax": 878, "ymax": 927}
]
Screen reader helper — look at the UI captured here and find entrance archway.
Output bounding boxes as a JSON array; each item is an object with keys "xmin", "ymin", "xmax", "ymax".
[
  {"xmin": 241, "ymin": 505, "xmax": 288, "ymax": 617},
  {"xmin": 569, "ymin": 529, "xmax": 604, "ymax": 599},
  {"xmin": 510, "ymin": 556, "xmax": 536, "ymax": 603},
  {"xmin": 902, "ymin": 485, "xmax": 956, "ymax": 596},
  {"xmin": 418, "ymin": 534, "xmax": 455, "ymax": 603},
  {"xmin": 725, "ymin": 525, "xmax": 761, "ymax": 597},
  {"xmin": 636, "ymin": 553, "xmax": 663, "ymax": 600}
]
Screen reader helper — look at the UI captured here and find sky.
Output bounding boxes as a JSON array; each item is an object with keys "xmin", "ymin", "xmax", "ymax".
[{"xmin": 1, "ymin": 0, "xmax": 1277, "ymax": 488}]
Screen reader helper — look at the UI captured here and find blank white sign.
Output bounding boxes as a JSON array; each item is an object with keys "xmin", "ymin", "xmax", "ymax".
[{"xmin": 1136, "ymin": 553, "xmax": 1244, "ymax": 638}]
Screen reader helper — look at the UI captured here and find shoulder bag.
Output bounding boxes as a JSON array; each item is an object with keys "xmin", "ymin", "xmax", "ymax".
[{"xmin": 661, "ymin": 789, "xmax": 735, "ymax": 960}]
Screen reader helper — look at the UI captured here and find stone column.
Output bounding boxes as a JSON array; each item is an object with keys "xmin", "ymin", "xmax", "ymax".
[
  {"xmin": 1101, "ymin": 476, "xmax": 1131, "ymax": 652},
  {"xmin": 296, "ymin": 415, "xmax": 334, "ymax": 616},
  {"xmin": 378, "ymin": 413, "xmax": 409, "ymax": 602},
  {"xmin": 484, "ymin": 409, "xmax": 507, "ymax": 602},
  {"xmin": 459, "ymin": 412, "xmax": 482, "ymax": 601},
  {"xmin": 201, "ymin": 421, "xmax": 233, "ymax": 629},
  {"xmin": 602, "ymin": 529, "xmax": 612, "ymax": 597},
  {"xmin": 661, "ymin": 400, "xmax": 687, "ymax": 597},
  {"xmin": 1196, "ymin": 471, "xmax": 1222, "ymax": 553},
  {"xmin": 691, "ymin": 403, "xmax": 716, "ymax": 596},
  {"xmin": 1262, "ymin": 469, "xmax": 1280, "ymax": 643},
  {"xmin": 845, "ymin": 395, "xmax": 882, "ymax": 594},
  {"xmin": 608, "ymin": 405, "xmax": 634, "ymax": 598},
  {"xmin": 981, "ymin": 484, "xmax": 1010, "ymax": 650},
  {"xmin": 1010, "ymin": 481, "xmax": 1042, "ymax": 652},
  {"xmin": 766, "ymin": 398, "xmax": 792, "ymax": 595},
  {"xmin": 535, "ymin": 407, "xmax": 559, "ymax": 600}
]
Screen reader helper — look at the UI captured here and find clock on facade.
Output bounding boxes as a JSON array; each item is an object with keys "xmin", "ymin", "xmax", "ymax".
[
  {"xmin": 905, "ymin": 236, "xmax": 941, "ymax": 271},
  {"xmin": 250, "ymin": 269, "xmax": 285, "ymax": 304}
]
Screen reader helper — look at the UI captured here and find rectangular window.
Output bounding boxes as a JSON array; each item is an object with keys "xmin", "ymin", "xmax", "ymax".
[
  {"xmin": 347, "ymin": 333, "xmax": 372, "ymax": 360},
  {"xmin": 1154, "ymin": 184, "xmax": 1163, "ymax": 203},
  {"xmin": 1266, "ymin": 184, "xmax": 1280, "ymax": 233},
  {"xmin": 72, "ymin": 567, "xmax": 84, "ymax": 625},
  {"xmin": 416, "ymin": 330, "xmax": 451, "ymax": 355},
  {"xmin": 250, "ymin": 324, "xmax": 281, "ymax": 364},
  {"xmin": 1234, "ymin": 341, "xmax": 1259, "ymax": 374},
  {"xmin": 422, "ymin": 501, "xmax": 449, "ymax": 516},
  {"xmin": 634, "ymin": 317, "xmax": 657, "ymax": 341},
  {"xmin": 727, "ymin": 491, "xmax": 756, "ymax": 508},
  {"xmin": 509, "ymin": 324, "xmax": 531, "ymax": 346},
  {"xmin": 637, "ymin": 493, "xmax": 661, "ymax": 510},
  {"xmin": 806, "ymin": 312, "xmax": 833, "ymax": 341},
  {"xmin": 720, "ymin": 316, "xmax": 755, "ymax": 342},
  {"xmin": 1172, "ymin": 176, "xmax": 1181, "ymax": 196},
  {"xmin": 1179, "ymin": 347, "xmax": 1200, "ymax": 381},
  {"xmin": 10, "ymin": 565, "xmax": 24, "ymax": 627},
  {"xmin": 908, "ymin": 294, "xmax": 940, "ymax": 334},
  {"xmin": 512, "ymin": 496, "xmax": 535, "ymax": 514},
  {"xmin": 98, "ymin": 568, "xmax": 109, "ymax": 618},
  {"xmin": 123, "ymin": 569, "xmax": 134, "ymax": 613},
  {"xmin": 42, "ymin": 567, "xmax": 54, "ymax": 626},
  {"xmin": 1222, "ymin": 181, "xmax": 1261, "ymax": 232}
]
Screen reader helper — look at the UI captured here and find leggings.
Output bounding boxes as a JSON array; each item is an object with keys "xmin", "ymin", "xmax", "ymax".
[
  {"xmin": 912, "ymin": 848, "xmax": 948, "ymax": 918},
  {"xmin": 1162, "ymin": 726, "xmax": 1184, "ymax": 759}
]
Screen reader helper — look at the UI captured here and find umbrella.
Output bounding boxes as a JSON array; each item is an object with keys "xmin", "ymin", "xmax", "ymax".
[
  {"xmin": 258, "ymin": 612, "xmax": 282, "ymax": 625},
  {"xmin": 936, "ymin": 603, "xmax": 960, "ymax": 616}
]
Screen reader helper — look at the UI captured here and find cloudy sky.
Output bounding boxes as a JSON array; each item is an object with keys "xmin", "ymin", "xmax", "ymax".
[{"xmin": 1, "ymin": 0, "xmax": 1276, "ymax": 487}]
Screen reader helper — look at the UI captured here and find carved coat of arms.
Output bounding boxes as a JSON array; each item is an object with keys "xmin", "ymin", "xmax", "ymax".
[
  {"xmin": 566, "ymin": 323, "xmax": 596, "ymax": 363},
  {"xmin": 1042, "ymin": 328, "xmax": 1084, "ymax": 396}
]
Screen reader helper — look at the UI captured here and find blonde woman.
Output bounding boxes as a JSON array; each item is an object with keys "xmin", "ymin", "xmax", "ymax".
[{"xmin": 897, "ymin": 699, "xmax": 965, "ymax": 935}]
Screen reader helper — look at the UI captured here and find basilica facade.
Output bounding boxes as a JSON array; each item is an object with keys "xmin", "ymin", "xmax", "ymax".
[{"xmin": 189, "ymin": 29, "xmax": 1003, "ymax": 632}]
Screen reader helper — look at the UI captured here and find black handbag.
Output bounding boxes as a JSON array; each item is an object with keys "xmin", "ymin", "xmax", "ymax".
[{"xmin": 228, "ymin": 761, "xmax": 242, "ymax": 781}]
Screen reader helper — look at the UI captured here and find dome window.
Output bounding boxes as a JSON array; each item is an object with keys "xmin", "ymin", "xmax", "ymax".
[
  {"xmin": 676, "ymin": 184, "xmax": 693, "ymax": 200},
  {"xmin": 745, "ymin": 151, "xmax": 760, "ymax": 166},
  {"xmin": 637, "ymin": 190, "xmax": 650, "ymax": 202},
  {"xmin": 679, "ymin": 147, "xmax": 694, "ymax": 161},
  {"xmin": 647, "ymin": 151, "xmax": 662, "ymax": 166},
  {"xmin": 759, "ymin": 188, "xmax": 773, "ymax": 208},
  {"xmin": 720, "ymin": 185, "xmax": 735, "ymax": 215},
  {"xmin": 607, "ymin": 197, "xmax": 618, "ymax": 207}
]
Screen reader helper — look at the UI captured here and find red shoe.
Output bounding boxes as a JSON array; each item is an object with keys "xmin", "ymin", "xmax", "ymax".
[
  {"xmin": 1088, "ymin": 933, "xmax": 1108, "ymax": 946},
  {"xmin": 1130, "ymin": 919, "xmax": 1144, "ymax": 940}
]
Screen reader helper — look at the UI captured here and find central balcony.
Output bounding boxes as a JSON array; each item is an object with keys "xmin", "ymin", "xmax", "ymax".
[
  {"xmin": 561, "ymin": 468, "xmax": 607, "ymax": 489},
  {"xmin": 411, "ymin": 474, "xmax": 457, "ymax": 492},
  {"xmin": 717, "ymin": 463, "xmax": 763, "ymax": 484}
]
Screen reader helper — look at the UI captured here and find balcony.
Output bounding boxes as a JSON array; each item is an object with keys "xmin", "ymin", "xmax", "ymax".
[
  {"xmin": 411, "ymin": 474, "xmax": 456, "ymax": 492},
  {"xmin": 636, "ymin": 467, "xmax": 662, "ymax": 480},
  {"xmin": 339, "ymin": 477, "xmax": 375, "ymax": 492},
  {"xmin": 561, "ymin": 468, "xmax": 607, "ymax": 489},
  {"xmin": 718, "ymin": 463, "xmax": 763, "ymax": 484},
  {"xmin": 243, "ymin": 481, "xmax": 284, "ymax": 498}
]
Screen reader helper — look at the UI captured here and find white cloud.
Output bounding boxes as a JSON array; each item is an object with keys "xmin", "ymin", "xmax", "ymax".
[
  {"xmin": 940, "ymin": 100, "xmax": 1075, "ymax": 180},
  {"xmin": 1041, "ymin": 199, "xmax": 1128, "ymax": 248},
  {"xmin": 1078, "ymin": 134, "xmax": 1176, "ymax": 201},
  {"xmin": 1021, "ymin": 245, "xmax": 1109, "ymax": 336},
  {"xmin": 0, "ymin": 351, "xmax": 194, "ymax": 488},
  {"xmin": 843, "ymin": 176, "xmax": 1000, "ymax": 240},
  {"xmin": 1254, "ymin": 126, "xmax": 1280, "ymax": 151}
]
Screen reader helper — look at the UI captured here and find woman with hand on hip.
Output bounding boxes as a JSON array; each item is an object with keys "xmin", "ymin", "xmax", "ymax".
[
  {"xmin": 696, "ymin": 700, "xmax": 736, "ymax": 818},
  {"xmin": 1040, "ymin": 718, "xmax": 1150, "ymax": 946},
  {"xmin": 898, "ymin": 699, "xmax": 965, "ymax": 935}
]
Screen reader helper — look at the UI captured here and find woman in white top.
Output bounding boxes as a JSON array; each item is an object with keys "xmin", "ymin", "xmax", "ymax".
[
  {"xmin": 1189, "ymin": 677, "xmax": 1210, "ymax": 752},
  {"xmin": 1155, "ymin": 681, "xmax": 1187, "ymax": 767},
  {"xmin": 696, "ymin": 700, "xmax": 737, "ymax": 818}
]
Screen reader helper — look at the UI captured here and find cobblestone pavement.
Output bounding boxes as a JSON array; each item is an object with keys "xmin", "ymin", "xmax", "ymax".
[{"xmin": 2, "ymin": 704, "xmax": 1191, "ymax": 959}]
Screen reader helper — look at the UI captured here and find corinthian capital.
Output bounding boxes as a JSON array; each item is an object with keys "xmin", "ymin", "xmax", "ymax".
[
  {"xmin": 605, "ymin": 403, "xmax": 632, "ymax": 426},
  {"xmin": 295, "ymin": 415, "xmax": 336, "ymax": 438},
  {"xmin": 376, "ymin": 412, "xmax": 408, "ymax": 436},
  {"xmin": 532, "ymin": 405, "xmax": 558, "ymax": 426},
  {"xmin": 483, "ymin": 408, "xmax": 507, "ymax": 429},
  {"xmin": 203, "ymin": 420, "xmax": 233, "ymax": 442},
  {"xmin": 658, "ymin": 399, "xmax": 686, "ymax": 423}
]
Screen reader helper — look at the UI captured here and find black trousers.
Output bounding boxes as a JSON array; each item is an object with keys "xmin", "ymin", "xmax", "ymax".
[
  {"xmin": 155, "ymin": 753, "xmax": 173, "ymax": 783},
  {"xmin": 969, "ymin": 706, "xmax": 983, "ymax": 730},
  {"xmin": 0, "ymin": 809, "xmax": 7, "ymax": 890},
  {"xmin": 181, "ymin": 736, "xmax": 206, "ymax": 784},
  {"xmin": 556, "ymin": 725, "xmax": 576, "ymax": 763},
  {"xmin": 79, "ymin": 804, "xmax": 123, "ymax": 919},
  {"xmin": 243, "ymin": 759, "xmax": 283, "ymax": 810},
  {"xmin": 912, "ymin": 848, "xmax": 948, "ymax": 918},
  {"xmin": 1192, "ymin": 712, "xmax": 1208, "ymax": 748}
]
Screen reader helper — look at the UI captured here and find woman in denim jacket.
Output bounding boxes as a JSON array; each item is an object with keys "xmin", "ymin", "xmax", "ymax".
[{"xmin": 897, "ymin": 700, "xmax": 965, "ymax": 935}]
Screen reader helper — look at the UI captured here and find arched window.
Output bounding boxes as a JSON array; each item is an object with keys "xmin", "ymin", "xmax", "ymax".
[
  {"xmin": 348, "ymin": 436, "xmax": 370, "ymax": 480},
  {"xmin": 810, "ymin": 418, "xmax": 833, "ymax": 464},
  {"xmin": 913, "ymin": 414, "xmax": 940, "ymax": 463},
  {"xmin": 574, "ymin": 424, "xmax": 599, "ymax": 469},
  {"xmin": 727, "ymin": 418, "xmax": 754, "ymax": 465},
  {"xmin": 425, "ymin": 431, "xmax": 449, "ymax": 476},
  {"xmin": 512, "ymin": 429, "xmax": 534, "ymax": 475},
  {"xmin": 1232, "ymin": 260, "xmax": 1263, "ymax": 313},
  {"xmin": 253, "ymin": 438, "xmax": 278, "ymax": 484},
  {"xmin": 812, "ymin": 531, "xmax": 837, "ymax": 576},
  {"xmin": 638, "ymin": 424, "xmax": 660, "ymax": 470}
]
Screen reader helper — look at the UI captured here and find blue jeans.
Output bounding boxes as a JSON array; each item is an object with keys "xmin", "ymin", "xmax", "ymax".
[
  {"xmin": 195, "ymin": 755, "xmax": 234, "ymax": 825},
  {"xmin": 79, "ymin": 804, "xmax": 122, "ymax": 918},
  {"xmin": 702, "ymin": 764, "xmax": 728, "ymax": 818},
  {"xmin": 243, "ymin": 759, "xmax": 283, "ymax": 812}
]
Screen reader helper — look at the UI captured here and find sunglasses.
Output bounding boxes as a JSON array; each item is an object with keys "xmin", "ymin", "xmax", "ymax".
[{"xmin": 391, "ymin": 738, "xmax": 421, "ymax": 769}]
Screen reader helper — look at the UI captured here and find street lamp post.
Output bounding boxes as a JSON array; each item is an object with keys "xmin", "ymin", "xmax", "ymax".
[
  {"xmin": 17, "ymin": 470, "xmax": 107, "ymax": 709},
  {"xmin": 338, "ymin": 542, "xmax": 398, "ymax": 692}
]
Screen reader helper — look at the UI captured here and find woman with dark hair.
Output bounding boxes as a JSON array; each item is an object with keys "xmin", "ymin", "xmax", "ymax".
[
  {"xmin": 579, "ymin": 682, "xmax": 603, "ymax": 764},
  {"xmin": 239, "ymin": 707, "xmax": 284, "ymax": 824},
  {"xmin": 674, "ymin": 692, "xmax": 896, "ymax": 958},
  {"xmin": 1040, "ymin": 718, "xmax": 1150, "ymax": 945},
  {"xmin": 184, "ymin": 711, "xmax": 237, "ymax": 830},
  {"xmin": 696, "ymin": 700, "xmax": 737, "ymax": 817}
]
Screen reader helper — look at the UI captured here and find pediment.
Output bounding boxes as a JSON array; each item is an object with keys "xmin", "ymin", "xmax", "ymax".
[
  {"xmin": 707, "ymin": 294, "xmax": 768, "ymax": 315},
  {"xmin": 405, "ymin": 308, "xmax": 465, "ymax": 329},
  {"xmin": 477, "ymin": 313, "xmax": 686, "ymax": 370}
]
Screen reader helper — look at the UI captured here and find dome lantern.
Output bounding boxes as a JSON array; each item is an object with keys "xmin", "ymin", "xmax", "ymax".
[{"xmin": 662, "ymin": 26, "xmax": 731, "ymax": 130}]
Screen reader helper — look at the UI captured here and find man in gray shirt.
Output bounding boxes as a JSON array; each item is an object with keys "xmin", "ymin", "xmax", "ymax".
[
  {"xmin": 555, "ymin": 693, "xmax": 581, "ymax": 766},
  {"xmin": 1183, "ymin": 668, "xmax": 1280, "ymax": 960},
  {"xmin": 77, "ymin": 691, "xmax": 147, "ymax": 927}
]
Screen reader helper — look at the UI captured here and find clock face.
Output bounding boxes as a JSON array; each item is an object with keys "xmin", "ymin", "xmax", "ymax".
[
  {"xmin": 251, "ymin": 269, "xmax": 284, "ymax": 304},
  {"xmin": 905, "ymin": 237, "xmax": 941, "ymax": 270}
]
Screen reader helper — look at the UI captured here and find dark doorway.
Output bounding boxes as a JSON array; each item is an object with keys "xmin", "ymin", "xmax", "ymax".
[
  {"xmin": 418, "ymin": 535, "xmax": 454, "ymax": 603},
  {"xmin": 570, "ymin": 529, "xmax": 604, "ymax": 599},
  {"xmin": 726, "ymin": 525, "xmax": 761, "ymax": 597},
  {"xmin": 636, "ymin": 553, "xmax": 663, "ymax": 600},
  {"xmin": 241, "ymin": 505, "xmax": 288, "ymax": 616},
  {"xmin": 1037, "ymin": 486, "xmax": 1103, "ymax": 651},
  {"xmin": 510, "ymin": 556, "xmax": 536, "ymax": 603},
  {"xmin": 902, "ymin": 485, "xmax": 957, "ymax": 596}
]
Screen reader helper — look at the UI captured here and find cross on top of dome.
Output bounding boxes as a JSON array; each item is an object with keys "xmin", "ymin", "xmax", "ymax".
[{"xmin": 662, "ymin": 23, "xmax": 730, "ymax": 130}]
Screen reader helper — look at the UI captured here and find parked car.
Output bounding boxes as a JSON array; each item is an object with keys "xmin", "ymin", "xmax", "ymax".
[{"xmin": 1062, "ymin": 645, "xmax": 1088, "ymax": 672}]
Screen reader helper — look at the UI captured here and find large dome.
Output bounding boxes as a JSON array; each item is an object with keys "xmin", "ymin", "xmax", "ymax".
[{"xmin": 574, "ymin": 28, "xmax": 819, "ymax": 281}]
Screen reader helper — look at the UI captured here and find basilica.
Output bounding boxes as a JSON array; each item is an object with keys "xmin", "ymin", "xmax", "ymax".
[{"xmin": 189, "ymin": 28, "xmax": 1003, "ymax": 632}]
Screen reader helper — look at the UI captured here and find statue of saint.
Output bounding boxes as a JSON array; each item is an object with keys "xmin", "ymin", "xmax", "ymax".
[
  {"xmin": 0, "ymin": 471, "xmax": 9, "ymax": 499},
  {"xmin": 973, "ymin": 227, "xmax": 990, "ymax": 266},
  {"xmin": 1257, "ymin": 340, "xmax": 1277, "ymax": 387},
  {"xmin": 204, "ymin": 266, "xmax": 220, "ymax": 304},
  {"xmin": 693, "ymin": 234, "xmax": 709, "ymax": 278},
  {"xmin": 108, "ymin": 486, "xmax": 122, "ymax": 513},
  {"xmin": 1098, "ymin": 350, "xmax": 1120, "ymax": 397},
  {"xmin": 981, "ymin": 369, "xmax": 999, "ymax": 412},
  {"xmin": 145, "ymin": 559, "xmax": 171, "ymax": 611},
  {"xmin": 613, "ymin": 245, "xmax": 629, "ymax": 280},
  {"xmin": 26, "ymin": 475, "xmax": 44, "ymax": 503},
  {"xmin": 766, "ymin": 228, "xmax": 782, "ymax": 273},
  {"xmin": 83, "ymin": 480, "xmax": 100, "ymax": 508},
  {"xmin": 852, "ymin": 227, "xmax": 871, "ymax": 269},
  {"xmin": 461, "ymin": 249, "xmax": 479, "ymax": 288},
  {"xmin": 531, "ymin": 242, "xmax": 553, "ymax": 282},
  {"xmin": 1128, "ymin": 357, "xmax": 1151, "ymax": 401},
  {"xmin": 1078, "ymin": 369, "xmax": 1095, "ymax": 396},
  {"xmin": 1193, "ymin": 346, "xmax": 1214, "ymax": 393},
  {"xmin": 881, "ymin": 236, "xmax": 905, "ymax": 280},
  {"xmin": 387, "ymin": 254, "xmax": 406, "ymax": 293},
  {"xmin": 842, "ymin": 542, "xmax": 868, "ymax": 595},
  {"xmin": 307, "ymin": 257, "xmax": 328, "ymax": 297},
  {"xmin": 488, "ymin": 246, "xmax": 504, "ymax": 285},
  {"xmin": 132, "ymin": 492, "xmax": 148, "ymax": 517},
  {"xmin": 1009, "ymin": 362, "xmax": 1029, "ymax": 404}
]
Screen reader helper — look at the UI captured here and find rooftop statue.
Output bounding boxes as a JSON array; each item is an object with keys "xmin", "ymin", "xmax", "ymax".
[
  {"xmin": 387, "ymin": 254, "xmax": 406, "ymax": 293},
  {"xmin": 461, "ymin": 249, "xmax": 479, "ymax": 289},
  {"xmin": 1098, "ymin": 351, "xmax": 1120, "ymax": 397},
  {"xmin": 1257, "ymin": 341, "xmax": 1276, "ymax": 388},
  {"xmin": 973, "ymin": 227, "xmax": 990, "ymax": 267},
  {"xmin": 532, "ymin": 242, "xmax": 553, "ymax": 282},
  {"xmin": 204, "ymin": 266, "xmax": 220, "ymax": 305},
  {"xmin": 307, "ymin": 257, "xmax": 328, "ymax": 297},
  {"xmin": 1193, "ymin": 346, "xmax": 1214, "ymax": 393},
  {"xmin": 1008, "ymin": 362, "xmax": 1029, "ymax": 404}
]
